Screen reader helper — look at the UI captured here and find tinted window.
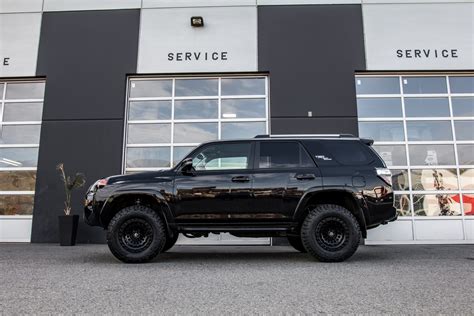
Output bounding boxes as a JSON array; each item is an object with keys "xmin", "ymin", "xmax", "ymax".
[
  {"xmin": 258, "ymin": 142, "xmax": 314, "ymax": 169},
  {"xmin": 304, "ymin": 140, "xmax": 373, "ymax": 166},
  {"xmin": 191, "ymin": 142, "xmax": 251, "ymax": 171}
]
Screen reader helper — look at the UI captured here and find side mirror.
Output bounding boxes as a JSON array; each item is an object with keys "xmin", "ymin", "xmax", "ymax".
[{"xmin": 180, "ymin": 157, "xmax": 194, "ymax": 174}]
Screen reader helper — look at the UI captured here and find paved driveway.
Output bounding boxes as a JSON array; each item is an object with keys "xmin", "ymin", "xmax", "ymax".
[{"xmin": 0, "ymin": 244, "xmax": 472, "ymax": 314}]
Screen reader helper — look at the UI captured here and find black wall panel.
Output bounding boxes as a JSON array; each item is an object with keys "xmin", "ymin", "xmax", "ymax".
[
  {"xmin": 258, "ymin": 5, "xmax": 366, "ymax": 135},
  {"xmin": 271, "ymin": 117, "xmax": 358, "ymax": 135},
  {"xmin": 32, "ymin": 10, "xmax": 140, "ymax": 243}
]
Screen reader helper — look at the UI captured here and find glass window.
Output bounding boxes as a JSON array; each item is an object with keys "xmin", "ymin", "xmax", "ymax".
[
  {"xmin": 355, "ymin": 77, "xmax": 400, "ymax": 94},
  {"xmin": 394, "ymin": 194, "xmax": 411, "ymax": 216},
  {"xmin": 459, "ymin": 169, "xmax": 474, "ymax": 190},
  {"xmin": 127, "ymin": 124, "xmax": 171, "ymax": 144},
  {"xmin": 174, "ymin": 100, "xmax": 218, "ymax": 119},
  {"xmin": 128, "ymin": 101, "xmax": 171, "ymax": 120},
  {"xmin": 221, "ymin": 99, "xmax": 266, "ymax": 119},
  {"xmin": 450, "ymin": 76, "xmax": 474, "ymax": 93},
  {"xmin": 3, "ymin": 102, "xmax": 43, "ymax": 122},
  {"xmin": 191, "ymin": 142, "xmax": 251, "ymax": 171},
  {"xmin": 454, "ymin": 121, "xmax": 473, "ymax": 141},
  {"xmin": 408, "ymin": 144, "xmax": 455, "ymax": 166},
  {"xmin": 221, "ymin": 78, "xmax": 265, "ymax": 95},
  {"xmin": 129, "ymin": 80, "xmax": 172, "ymax": 98},
  {"xmin": 358, "ymin": 122, "xmax": 404, "ymax": 142},
  {"xmin": 174, "ymin": 123, "xmax": 218, "ymax": 143},
  {"xmin": 372, "ymin": 145, "xmax": 407, "ymax": 166},
  {"xmin": 173, "ymin": 146, "xmax": 195, "ymax": 166},
  {"xmin": 457, "ymin": 145, "xmax": 474, "ymax": 165},
  {"xmin": 0, "ymin": 171, "xmax": 36, "ymax": 191},
  {"xmin": 406, "ymin": 121, "xmax": 452, "ymax": 141},
  {"xmin": 5, "ymin": 82, "xmax": 45, "ymax": 99},
  {"xmin": 0, "ymin": 125, "xmax": 41, "ymax": 144},
  {"xmin": 452, "ymin": 97, "xmax": 474, "ymax": 117},
  {"xmin": 221, "ymin": 122, "xmax": 265, "ymax": 140},
  {"xmin": 413, "ymin": 194, "xmax": 461, "ymax": 216},
  {"xmin": 402, "ymin": 77, "xmax": 447, "ymax": 94},
  {"xmin": 411, "ymin": 169, "xmax": 458, "ymax": 191},
  {"xmin": 356, "ymin": 98, "xmax": 402, "ymax": 118},
  {"xmin": 391, "ymin": 169, "xmax": 409, "ymax": 191},
  {"xmin": 126, "ymin": 147, "xmax": 170, "ymax": 168},
  {"xmin": 404, "ymin": 98, "xmax": 450, "ymax": 117},
  {"xmin": 0, "ymin": 195, "xmax": 35, "ymax": 215},
  {"xmin": 0, "ymin": 148, "xmax": 39, "ymax": 168},
  {"xmin": 175, "ymin": 79, "xmax": 218, "ymax": 96},
  {"xmin": 259, "ymin": 142, "xmax": 314, "ymax": 169},
  {"xmin": 462, "ymin": 194, "xmax": 474, "ymax": 216},
  {"xmin": 320, "ymin": 140, "xmax": 373, "ymax": 165}
]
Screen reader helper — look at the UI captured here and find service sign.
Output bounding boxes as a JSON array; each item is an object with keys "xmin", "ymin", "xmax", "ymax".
[
  {"xmin": 0, "ymin": 13, "xmax": 42, "ymax": 77},
  {"xmin": 363, "ymin": 3, "xmax": 474, "ymax": 70},
  {"xmin": 137, "ymin": 7, "xmax": 258, "ymax": 73}
]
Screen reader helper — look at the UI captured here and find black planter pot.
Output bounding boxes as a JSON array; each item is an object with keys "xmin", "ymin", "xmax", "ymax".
[{"xmin": 58, "ymin": 215, "xmax": 79, "ymax": 246}]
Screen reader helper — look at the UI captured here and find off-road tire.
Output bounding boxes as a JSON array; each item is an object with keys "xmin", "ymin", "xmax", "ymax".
[
  {"xmin": 301, "ymin": 204, "xmax": 360, "ymax": 262},
  {"xmin": 287, "ymin": 235, "xmax": 307, "ymax": 253},
  {"xmin": 162, "ymin": 232, "xmax": 179, "ymax": 252},
  {"xmin": 107, "ymin": 205, "xmax": 166, "ymax": 263}
]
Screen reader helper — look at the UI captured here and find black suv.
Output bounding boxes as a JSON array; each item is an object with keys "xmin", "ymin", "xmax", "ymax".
[{"xmin": 85, "ymin": 135, "xmax": 396, "ymax": 263}]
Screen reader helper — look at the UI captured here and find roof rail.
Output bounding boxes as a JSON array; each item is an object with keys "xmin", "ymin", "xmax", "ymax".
[{"xmin": 254, "ymin": 134, "xmax": 355, "ymax": 138}]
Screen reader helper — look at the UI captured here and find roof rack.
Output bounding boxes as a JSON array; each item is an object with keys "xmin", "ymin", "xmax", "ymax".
[{"xmin": 254, "ymin": 134, "xmax": 355, "ymax": 138}]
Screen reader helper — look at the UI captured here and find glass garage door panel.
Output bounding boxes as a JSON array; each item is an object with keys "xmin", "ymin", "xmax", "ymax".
[
  {"xmin": 125, "ymin": 76, "xmax": 269, "ymax": 245},
  {"xmin": 356, "ymin": 74, "xmax": 474, "ymax": 243}
]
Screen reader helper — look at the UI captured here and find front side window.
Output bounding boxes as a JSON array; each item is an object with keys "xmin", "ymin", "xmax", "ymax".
[
  {"xmin": 258, "ymin": 142, "xmax": 314, "ymax": 169},
  {"xmin": 191, "ymin": 142, "xmax": 251, "ymax": 171}
]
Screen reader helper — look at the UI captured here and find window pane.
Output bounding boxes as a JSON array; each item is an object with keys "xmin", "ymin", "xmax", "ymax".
[
  {"xmin": 173, "ymin": 146, "xmax": 195, "ymax": 166},
  {"xmin": 0, "ymin": 125, "xmax": 41, "ymax": 144},
  {"xmin": 406, "ymin": 121, "xmax": 452, "ymax": 141},
  {"xmin": 127, "ymin": 124, "xmax": 171, "ymax": 144},
  {"xmin": 174, "ymin": 123, "xmax": 217, "ymax": 143},
  {"xmin": 462, "ymin": 194, "xmax": 474, "ymax": 216},
  {"xmin": 0, "ymin": 195, "xmax": 34, "ymax": 215},
  {"xmin": 5, "ymin": 82, "xmax": 45, "ymax": 99},
  {"xmin": 221, "ymin": 78, "xmax": 265, "ymax": 95},
  {"xmin": 356, "ymin": 98, "xmax": 402, "ymax": 118},
  {"xmin": 408, "ymin": 144, "xmax": 455, "ymax": 166},
  {"xmin": 221, "ymin": 99, "xmax": 266, "ymax": 119},
  {"xmin": 450, "ymin": 76, "xmax": 474, "ymax": 93},
  {"xmin": 452, "ymin": 97, "xmax": 474, "ymax": 117},
  {"xmin": 3, "ymin": 102, "xmax": 43, "ymax": 122},
  {"xmin": 174, "ymin": 100, "xmax": 218, "ymax": 119},
  {"xmin": 175, "ymin": 79, "xmax": 218, "ymax": 96},
  {"xmin": 192, "ymin": 142, "xmax": 251, "ymax": 171},
  {"xmin": 391, "ymin": 169, "xmax": 409, "ymax": 191},
  {"xmin": 321, "ymin": 140, "xmax": 372, "ymax": 165},
  {"xmin": 221, "ymin": 122, "xmax": 265, "ymax": 140},
  {"xmin": 411, "ymin": 169, "xmax": 458, "ymax": 191},
  {"xmin": 0, "ymin": 148, "xmax": 38, "ymax": 168},
  {"xmin": 459, "ymin": 169, "xmax": 474, "ymax": 190},
  {"xmin": 129, "ymin": 80, "xmax": 172, "ymax": 98},
  {"xmin": 259, "ymin": 142, "xmax": 313, "ymax": 168},
  {"xmin": 128, "ymin": 101, "xmax": 171, "ymax": 120},
  {"xmin": 373, "ymin": 145, "xmax": 407, "ymax": 166},
  {"xmin": 402, "ymin": 77, "xmax": 447, "ymax": 94},
  {"xmin": 358, "ymin": 122, "xmax": 404, "ymax": 141},
  {"xmin": 413, "ymin": 194, "xmax": 461, "ymax": 216},
  {"xmin": 355, "ymin": 77, "xmax": 400, "ymax": 94},
  {"xmin": 0, "ymin": 171, "xmax": 36, "ymax": 191},
  {"xmin": 404, "ymin": 98, "xmax": 450, "ymax": 117},
  {"xmin": 457, "ymin": 145, "xmax": 474, "ymax": 165},
  {"xmin": 126, "ymin": 147, "xmax": 170, "ymax": 168},
  {"xmin": 394, "ymin": 194, "xmax": 411, "ymax": 216},
  {"xmin": 454, "ymin": 121, "xmax": 473, "ymax": 141}
]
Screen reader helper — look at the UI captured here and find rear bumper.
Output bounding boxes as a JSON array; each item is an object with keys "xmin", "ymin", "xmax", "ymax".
[{"xmin": 365, "ymin": 201, "xmax": 397, "ymax": 229}]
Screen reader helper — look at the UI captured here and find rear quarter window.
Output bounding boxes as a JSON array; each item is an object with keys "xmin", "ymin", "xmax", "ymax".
[{"xmin": 303, "ymin": 140, "xmax": 375, "ymax": 166}]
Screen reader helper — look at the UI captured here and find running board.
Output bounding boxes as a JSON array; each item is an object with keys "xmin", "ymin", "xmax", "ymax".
[{"xmin": 178, "ymin": 226, "xmax": 291, "ymax": 233}]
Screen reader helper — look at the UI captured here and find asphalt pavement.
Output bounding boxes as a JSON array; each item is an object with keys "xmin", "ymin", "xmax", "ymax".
[{"xmin": 0, "ymin": 243, "xmax": 473, "ymax": 314}]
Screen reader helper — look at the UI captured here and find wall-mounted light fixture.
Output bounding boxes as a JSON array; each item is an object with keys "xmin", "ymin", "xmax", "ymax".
[{"xmin": 190, "ymin": 16, "xmax": 204, "ymax": 27}]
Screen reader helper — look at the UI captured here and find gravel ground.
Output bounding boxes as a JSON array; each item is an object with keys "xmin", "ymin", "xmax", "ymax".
[{"xmin": 0, "ymin": 243, "xmax": 473, "ymax": 314}]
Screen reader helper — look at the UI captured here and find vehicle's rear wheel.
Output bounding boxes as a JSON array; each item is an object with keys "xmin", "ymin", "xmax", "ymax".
[
  {"xmin": 301, "ymin": 204, "xmax": 360, "ymax": 262},
  {"xmin": 107, "ymin": 205, "xmax": 166, "ymax": 263},
  {"xmin": 287, "ymin": 235, "xmax": 307, "ymax": 253},
  {"xmin": 162, "ymin": 232, "xmax": 179, "ymax": 252}
]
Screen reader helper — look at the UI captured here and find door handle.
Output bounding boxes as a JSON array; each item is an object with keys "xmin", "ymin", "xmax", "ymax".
[
  {"xmin": 231, "ymin": 176, "xmax": 250, "ymax": 182},
  {"xmin": 295, "ymin": 174, "xmax": 316, "ymax": 180}
]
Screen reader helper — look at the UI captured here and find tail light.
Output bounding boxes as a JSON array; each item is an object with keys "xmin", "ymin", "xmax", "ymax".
[
  {"xmin": 376, "ymin": 168, "xmax": 392, "ymax": 186},
  {"xmin": 97, "ymin": 178, "xmax": 108, "ymax": 188}
]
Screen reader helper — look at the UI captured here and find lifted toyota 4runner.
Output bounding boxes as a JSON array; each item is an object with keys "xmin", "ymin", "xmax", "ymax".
[{"xmin": 84, "ymin": 134, "xmax": 397, "ymax": 263}]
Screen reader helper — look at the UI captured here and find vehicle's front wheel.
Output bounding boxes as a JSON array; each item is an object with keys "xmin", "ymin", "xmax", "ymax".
[
  {"xmin": 301, "ymin": 204, "xmax": 360, "ymax": 262},
  {"xmin": 287, "ymin": 235, "xmax": 307, "ymax": 253},
  {"xmin": 107, "ymin": 205, "xmax": 166, "ymax": 263}
]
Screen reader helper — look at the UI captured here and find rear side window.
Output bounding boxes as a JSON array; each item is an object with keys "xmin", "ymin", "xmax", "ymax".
[
  {"xmin": 303, "ymin": 140, "xmax": 374, "ymax": 166},
  {"xmin": 258, "ymin": 141, "xmax": 315, "ymax": 169}
]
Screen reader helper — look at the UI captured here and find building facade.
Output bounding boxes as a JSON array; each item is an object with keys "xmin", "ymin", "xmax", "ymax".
[{"xmin": 0, "ymin": 0, "xmax": 472, "ymax": 245}]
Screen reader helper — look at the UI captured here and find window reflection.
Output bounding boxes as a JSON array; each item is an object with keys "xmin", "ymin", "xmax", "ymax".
[
  {"xmin": 356, "ymin": 98, "xmax": 402, "ymax": 118},
  {"xmin": 0, "ymin": 148, "xmax": 39, "ymax": 168},
  {"xmin": 402, "ymin": 77, "xmax": 447, "ymax": 94},
  {"xmin": 174, "ymin": 123, "xmax": 218, "ymax": 143},
  {"xmin": 0, "ymin": 195, "xmax": 34, "ymax": 215},
  {"xmin": 408, "ymin": 145, "xmax": 455, "ymax": 166},
  {"xmin": 373, "ymin": 145, "xmax": 407, "ymax": 166},
  {"xmin": 413, "ymin": 194, "xmax": 461, "ymax": 216},
  {"xmin": 175, "ymin": 79, "xmax": 218, "ymax": 96},
  {"xmin": 406, "ymin": 121, "xmax": 452, "ymax": 141},
  {"xmin": 127, "ymin": 124, "xmax": 171, "ymax": 144},
  {"xmin": 450, "ymin": 76, "xmax": 474, "ymax": 93},
  {"xmin": 5, "ymin": 82, "xmax": 45, "ymax": 100},
  {"xmin": 126, "ymin": 147, "xmax": 170, "ymax": 168},
  {"xmin": 454, "ymin": 121, "xmax": 473, "ymax": 141},
  {"xmin": 129, "ymin": 80, "xmax": 172, "ymax": 98},
  {"xmin": 394, "ymin": 194, "xmax": 411, "ymax": 216},
  {"xmin": 404, "ymin": 98, "xmax": 449, "ymax": 117},
  {"xmin": 173, "ymin": 146, "xmax": 195, "ymax": 166},
  {"xmin": 174, "ymin": 100, "xmax": 218, "ymax": 119},
  {"xmin": 221, "ymin": 99, "xmax": 266, "ymax": 119},
  {"xmin": 0, "ymin": 125, "xmax": 41, "ymax": 144},
  {"xmin": 452, "ymin": 97, "xmax": 474, "ymax": 117},
  {"xmin": 391, "ymin": 169, "xmax": 409, "ymax": 191},
  {"xmin": 358, "ymin": 122, "xmax": 404, "ymax": 141},
  {"xmin": 221, "ymin": 122, "xmax": 265, "ymax": 140},
  {"xmin": 411, "ymin": 169, "xmax": 458, "ymax": 191},
  {"xmin": 129, "ymin": 101, "xmax": 171, "ymax": 120},
  {"xmin": 355, "ymin": 77, "xmax": 400, "ymax": 94},
  {"xmin": 221, "ymin": 78, "xmax": 265, "ymax": 95},
  {"xmin": 3, "ymin": 103, "xmax": 43, "ymax": 122}
]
